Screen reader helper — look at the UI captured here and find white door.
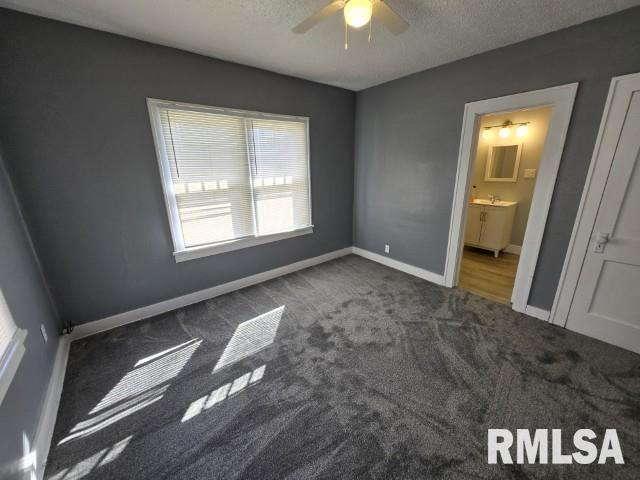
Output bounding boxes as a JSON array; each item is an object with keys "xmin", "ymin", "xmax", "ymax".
[{"xmin": 566, "ymin": 78, "xmax": 640, "ymax": 354}]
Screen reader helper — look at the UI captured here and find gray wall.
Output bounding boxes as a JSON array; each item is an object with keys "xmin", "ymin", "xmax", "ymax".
[
  {"xmin": 0, "ymin": 8, "xmax": 355, "ymax": 325},
  {"xmin": 354, "ymin": 7, "xmax": 640, "ymax": 309},
  {"xmin": 0, "ymin": 153, "xmax": 61, "ymax": 479}
]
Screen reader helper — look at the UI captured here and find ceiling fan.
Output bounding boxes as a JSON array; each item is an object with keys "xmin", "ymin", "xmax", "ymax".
[{"xmin": 293, "ymin": 0, "xmax": 409, "ymax": 48}]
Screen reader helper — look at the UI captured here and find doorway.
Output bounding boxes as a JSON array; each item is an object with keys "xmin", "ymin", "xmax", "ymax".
[
  {"xmin": 444, "ymin": 84, "xmax": 578, "ymax": 318},
  {"xmin": 458, "ymin": 106, "xmax": 553, "ymax": 304}
]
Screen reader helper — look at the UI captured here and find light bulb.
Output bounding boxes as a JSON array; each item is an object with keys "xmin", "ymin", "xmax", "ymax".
[
  {"xmin": 482, "ymin": 128, "xmax": 492, "ymax": 140},
  {"xmin": 498, "ymin": 126, "xmax": 511, "ymax": 138},
  {"xmin": 516, "ymin": 124, "xmax": 528, "ymax": 137},
  {"xmin": 344, "ymin": 0, "xmax": 373, "ymax": 29}
]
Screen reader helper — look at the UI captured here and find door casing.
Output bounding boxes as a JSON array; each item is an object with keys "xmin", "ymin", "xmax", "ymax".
[{"xmin": 444, "ymin": 83, "xmax": 578, "ymax": 319}]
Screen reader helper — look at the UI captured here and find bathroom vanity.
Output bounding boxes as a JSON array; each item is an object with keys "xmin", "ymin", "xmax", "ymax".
[{"xmin": 464, "ymin": 199, "xmax": 517, "ymax": 257}]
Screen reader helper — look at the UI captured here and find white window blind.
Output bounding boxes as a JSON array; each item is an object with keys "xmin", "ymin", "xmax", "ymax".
[
  {"xmin": 148, "ymin": 99, "xmax": 312, "ymax": 258},
  {"xmin": 0, "ymin": 290, "xmax": 17, "ymax": 360}
]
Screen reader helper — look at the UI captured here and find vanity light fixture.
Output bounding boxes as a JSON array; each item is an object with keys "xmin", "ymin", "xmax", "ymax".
[
  {"xmin": 516, "ymin": 124, "xmax": 529, "ymax": 137},
  {"xmin": 482, "ymin": 120, "xmax": 530, "ymax": 140},
  {"xmin": 498, "ymin": 125, "xmax": 511, "ymax": 138}
]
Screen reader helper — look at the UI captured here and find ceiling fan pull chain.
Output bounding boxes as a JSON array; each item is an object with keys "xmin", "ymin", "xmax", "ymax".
[
  {"xmin": 368, "ymin": 15, "xmax": 372, "ymax": 43},
  {"xmin": 344, "ymin": 17, "xmax": 349, "ymax": 50}
]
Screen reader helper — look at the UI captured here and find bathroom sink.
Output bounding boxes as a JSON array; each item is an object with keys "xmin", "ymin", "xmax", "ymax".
[{"xmin": 471, "ymin": 199, "xmax": 517, "ymax": 207}]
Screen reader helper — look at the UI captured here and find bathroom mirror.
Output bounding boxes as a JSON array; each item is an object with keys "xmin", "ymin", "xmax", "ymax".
[{"xmin": 485, "ymin": 144, "xmax": 522, "ymax": 182}]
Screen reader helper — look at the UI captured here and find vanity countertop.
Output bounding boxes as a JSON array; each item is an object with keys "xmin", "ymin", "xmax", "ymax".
[{"xmin": 470, "ymin": 199, "xmax": 517, "ymax": 207}]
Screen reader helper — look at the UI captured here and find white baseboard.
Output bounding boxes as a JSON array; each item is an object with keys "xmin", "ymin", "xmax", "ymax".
[
  {"xmin": 523, "ymin": 305, "xmax": 550, "ymax": 321},
  {"xmin": 70, "ymin": 247, "xmax": 353, "ymax": 341},
  {"xmin": 25, "ymin": 245, "xmax": 548, "ymax": 478},
  {"xmin": 504, "ymin": 244, "xmax": 522, "ymax": 255},
  {"xmin": 35, "ymin": 336, "xmax": 70, "ymax": 479},
  {"xmin": 351, "ymin": 247, "xmax": 446, "ymax": 286}
]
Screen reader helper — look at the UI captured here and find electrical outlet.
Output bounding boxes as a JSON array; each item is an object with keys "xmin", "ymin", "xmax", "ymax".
[
  {"xmin": 40, "ymin": 324, "xmax": 48, "ymax": 343},
  {"xmin": 384, "ymin": 244, "xmax": 390, "ymax": 254}
]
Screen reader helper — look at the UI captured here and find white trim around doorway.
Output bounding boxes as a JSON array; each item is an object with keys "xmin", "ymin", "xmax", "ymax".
[{"xmin": 443, "ymin": 83, "xmax": 579, "ymax": 316}]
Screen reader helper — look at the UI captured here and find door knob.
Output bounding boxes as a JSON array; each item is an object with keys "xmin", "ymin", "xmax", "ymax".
[{"xmin": 594, "ymin": 232, "xmax": 610, "ymax": 253}]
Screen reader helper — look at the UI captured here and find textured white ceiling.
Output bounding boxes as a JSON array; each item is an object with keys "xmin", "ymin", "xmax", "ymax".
[{"xmin": 2, "ymin": 0, "xmax": 639, "ymax": 90}]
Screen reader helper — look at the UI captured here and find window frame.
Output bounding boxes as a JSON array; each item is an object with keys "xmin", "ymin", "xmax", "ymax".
[
  {"xmin": 0, "ymin": 292, "xmax": 27, "ymax": 406},
  {"xmin": 147, "ymin": 98, "xmax": 313, "ymax": 262},
  {"xmin": 0, "ymin": 329, "xmax": 27, "ymax": 405}
]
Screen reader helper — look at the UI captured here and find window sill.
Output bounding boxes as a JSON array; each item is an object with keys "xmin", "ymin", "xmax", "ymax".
[
  {"xmin": 0, "ymin": 328, "xmax": 28, "ymax": 406},
  {"xmin": 173, "ymin": 226, "xmax": 314, "ymax": 263}
]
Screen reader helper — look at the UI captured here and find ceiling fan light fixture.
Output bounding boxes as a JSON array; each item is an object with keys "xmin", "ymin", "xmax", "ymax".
[{"xmin": 344, "ymin": 0, "xmax": 373, "ymax": 29}]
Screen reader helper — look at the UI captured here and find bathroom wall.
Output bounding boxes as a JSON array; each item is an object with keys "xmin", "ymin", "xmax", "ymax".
[{"xmin": 470, "ymin": 106, "xmax": 552, "ymax": 247}]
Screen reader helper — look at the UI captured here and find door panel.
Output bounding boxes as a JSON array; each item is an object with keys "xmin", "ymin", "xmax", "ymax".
[
  {"xmin": 589, "ymin": 260, "xmax": 640, "ymax": 328},
  {"xmin": 566, "ymin": 91, "xmax": 640, "ymax": 354},
  {"xmin": 613, "ymin": 147, "xmax": 640, "ymax": 239}
]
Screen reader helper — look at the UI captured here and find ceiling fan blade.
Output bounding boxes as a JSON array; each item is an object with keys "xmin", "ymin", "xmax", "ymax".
[
  {"xmin": 292, "ymin": 1, "xmax": 345, "ymax": 34},
  {"xmin": 373, "ymin": 1, "xmax": 409, "ymax": 35}
]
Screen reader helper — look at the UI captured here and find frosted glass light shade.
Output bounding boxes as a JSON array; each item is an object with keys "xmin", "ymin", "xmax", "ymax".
[{"xmin": 344, "ymin": 0, "xmax": 373, "ymax": 28}]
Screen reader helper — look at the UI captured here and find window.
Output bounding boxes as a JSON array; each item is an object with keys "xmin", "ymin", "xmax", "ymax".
[
  {"xmin": 147, "ymin": 99, "xmax": 313, "ymax": 261},
  {"xmin": 0, "ymin": 289, "xmax": 27, "ymax": 405}
]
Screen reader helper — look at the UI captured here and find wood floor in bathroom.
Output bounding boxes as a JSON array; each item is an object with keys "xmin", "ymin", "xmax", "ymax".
[{"xmin": 458, "ymin": 246, "xmax": 519, "ymax": 304}]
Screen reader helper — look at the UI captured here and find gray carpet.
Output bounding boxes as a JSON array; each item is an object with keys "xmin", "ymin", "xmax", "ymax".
[{"xmin": 45, "ymin": 255, "xmax": 640, "ymax": 479}]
